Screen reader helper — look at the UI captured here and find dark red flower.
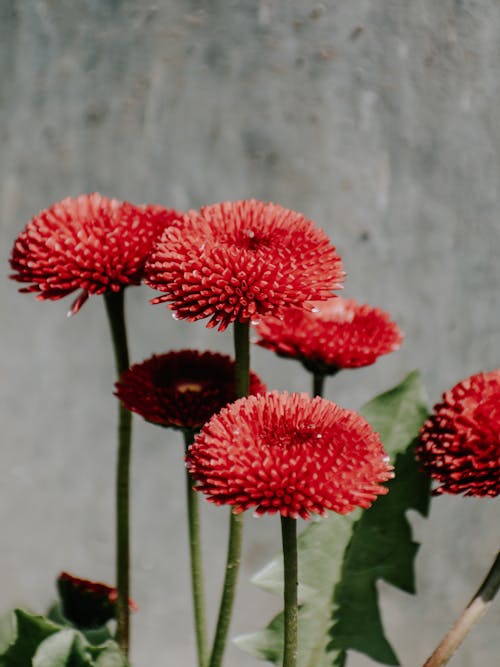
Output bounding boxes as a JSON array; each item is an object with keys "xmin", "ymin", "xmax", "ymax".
[
  {"xmin": 10, "ymin": 193, "xmax": 181, "ymax": 314},
  {"xmin": 186, "ymin": 391, "xmax": 393, "ymax": 519},
  {"xmin": 417, "ymin": 370, "xmax": 500, "ymax": 497},
  {"xmin": 57, "ymin": 571, "xmax": 137, "ymax": 629},
  {"xmin": 115, "ymin": 350, "xmax": 266, "ymax": 430},
  {"xmin": 256, "ymin": 297, "xmax": 403, "ymax": 375},
  {"xmin": 145, "ymin": 199, "xmax": 344, "ymax": 331}
]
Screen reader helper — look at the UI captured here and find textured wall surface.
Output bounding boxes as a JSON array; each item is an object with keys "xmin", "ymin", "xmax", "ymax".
[{"xmin": 1, "ymin": 1, "xmax": 499, "ymax": 665}]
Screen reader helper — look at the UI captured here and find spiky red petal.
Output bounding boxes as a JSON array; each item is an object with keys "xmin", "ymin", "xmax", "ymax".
[
  {"xmin": 417, "ymin": 370, "xmax": 500, "ymax": 497},
  {"xmin": 10, "ymin": 194, "xmax": 181, "ymax": 310},
  {"xmin": 145, "ymin": 199, "xmax": 344, "ymax": 331},
  {"xmin": 186, "ymin": 391, "xmax": 393, "ymax": 519},
  {"xmin": 256, "ymin": 297, "xmax": 403, "ymax": 372}
]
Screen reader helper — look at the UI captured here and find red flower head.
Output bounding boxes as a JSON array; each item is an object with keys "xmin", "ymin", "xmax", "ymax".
[
  {"xmin": 10, "ymin": 193, "xmax": 181, "ymax": 314},
  {"xmin": 115, "ymin": 350, "xmax": 266, "ymax": 430},
  {"xmin": 186, "ymin": 391, "xmax": 393, "ymax": 519},
  {"xmin": 145, "ymin": 199, "xmax": 344, "ymax": 331},
  {"xmin": 57, "ymin": 572, "xmax": 137, "ymax": 629},
  {"xmin": 417, "ymin": 370, "xmax": 500, "ymax": 497},
  {"xmin": 256, "ymin": 297, "xmax": 403, "ymax": 375}
]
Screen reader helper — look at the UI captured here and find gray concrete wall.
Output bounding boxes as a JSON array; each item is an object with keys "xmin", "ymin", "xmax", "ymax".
[{"xmin": 1, "ymin": 1, "xmax": 499, "ymax": 665}]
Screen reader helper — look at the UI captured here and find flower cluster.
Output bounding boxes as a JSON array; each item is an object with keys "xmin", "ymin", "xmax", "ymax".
[
  {"xmin": 145, "ymin": 199, "xmax": 344, "ymax": 331},
  {"xmin": 256, "ymin": 297, "xmax": 403, "ymax": 374},
  {"xmin": 116, "ymin": 350, "xmax": 265, "ymax": 430},
  {"xmin": 186, "ymin": 391, "xmax": 393, "ymax": 519},
  {"xmin": 417, "ymin": 370, "xmax": 500, "ymax": 497},
  {"xmin": 11, "ymin": 188, "xmax": 500, "ymax": 667},
  {"xmin": 10, "ymin": 193, "xmax": 180, "ymax": 314}
]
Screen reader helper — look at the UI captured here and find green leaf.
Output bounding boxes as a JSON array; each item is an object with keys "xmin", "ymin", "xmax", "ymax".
[
  {"xmin": 235, "ymin": 371, "xmax": 430, "ymax": 667},
  {"xmin": 360, "ymin": 370, "xmax": 429, "ymax": 459},
  {"xmin": 33, "ymin": 630, "xmax": 129, "ymax": 667},
  {"xmin": 0, "ymin": 610, "xmax": 128, "ymax": 667},
  {"xmin": 32, "ymin": 629, "xmax": 79, "ymax": 667},
  {"xmin": 328, "ymin": 441, "xmax": 431, "ymax": 663},
  {"xmin": 92, "ymin": 642, "xmax": 130, "ymax": 667},
  {"xmin": 0, "ymin": 610, "xmax": 61, "ymax": 667},
  {"xmin": 0, "ymin": 613, "xmax": 16, "ymax": 656},
  {"xmin": 236, "ymin": 510, "xmax": 363, "ymax": 666}
]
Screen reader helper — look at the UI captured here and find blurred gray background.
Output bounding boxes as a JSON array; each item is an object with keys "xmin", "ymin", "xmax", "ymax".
[{"xmin": 1, "ymin": 1, "xmax": 499, "ymax": 665}]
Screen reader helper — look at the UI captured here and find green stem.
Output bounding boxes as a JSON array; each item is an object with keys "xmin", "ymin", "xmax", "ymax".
[
  {"xmin": 183, "ymin": 429, "xmax": 208, "ymax": 667},
  {"xmin": 233, "ymin": 320, "xmax": 250, "ymax": 397},
  {"xmin": 422, "ymin": 551, "xmax": 500, "ymax": 667},
  {"xmin": 209, "ymin": 512, "xmax": 244, "ymax": 667},
  {"xmin": 312, "ymin": 372, "xmax": 325, "ymax": 397},
  {"xmin": 281, "ymin": 516, "xmax": 298, "ymax": 667},
  {"xmin": 208, "ymin": 321, "xmax": 250, "ymax": 667},
  {"xmin": 104, "ymin": 291, "xmax": 132, "ymax": 656}
]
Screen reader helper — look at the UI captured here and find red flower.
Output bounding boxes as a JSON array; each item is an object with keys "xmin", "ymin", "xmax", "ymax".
[
  {"xmin": 256, "ymin": 297, "xmax": 403, "ymax": 374},
  {"xmin": 186, "ymin": 391, "xmax": 393, "ymax": 519},
  {"xmin": 145, "ymin": 199, "xmax": 344, "ymax": 331},
  {"xmin": 57, "ymin": 572, "xmax": 137, "ymax": 629},
  {"xmin": 10, "ymin": 193, "xmax": 181, "ymax": 314},
  {"xmin": 115, "ymin": 350, "xmax": 266, "ymax": 430},
  {"xmin": 417, "ymin": 370, "xmax": 500, "ymax": 497}
]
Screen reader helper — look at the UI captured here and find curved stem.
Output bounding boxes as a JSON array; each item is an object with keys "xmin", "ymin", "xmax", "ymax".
[
  {"xmin": 184, "ymin": 429, "xmax": 208, "ymax": 667},
  {"xmin": 422, "ymin": 551, "xmax": 500, "ymax": 667},
  {"xmin": 312, "ymin": 372, "xmax": 325, "ymax": 398},
  {"xmin": 208, "ymin": 321, "xmax": 250, "ymax": 667},
  {"xmin": 104, "ymin": 291, "xmax": 132, "ymax": 656},
  {"xmin": 281, "ymin": 516, "xmax": 298, "ymax": 667}
]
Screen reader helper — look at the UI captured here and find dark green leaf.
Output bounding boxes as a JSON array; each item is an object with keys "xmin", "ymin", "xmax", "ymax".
[
  {"xmin": 328, "ymin": 441, "xmax": 431, "ymax": 664},
  {"xmin": 0, "ymin": 610, "xmax": 127, "ymax": 667},
  {"xmin": 0, "ymin": 610, "xmax": 61, "ymax": 667},
  {"xmin": 360, "ymin": 370, "xmax": 429, "ymax": 459},
  {"xmin": 235, "ymin": 371, "xmax": 430, "ymax": 667}
]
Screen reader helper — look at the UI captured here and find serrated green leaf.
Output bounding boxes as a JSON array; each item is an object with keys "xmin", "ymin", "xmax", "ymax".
[
  {"xmin": 361, "ymin": 371, "xmax": 429, "ymax": 457},
  {"xmin": 328, "ymin": 440, "xmax": 431, "ymax": 664},
  {"xmin": 235, "ymin": 612, "xmax": 284, "ymax": 663},
  {"xmin": 236, "ymin": 371, "xmax": 430, "ymax": 667},
  {"xmin": 0, "ymin": 610, "xmax": 61, "ymax": 667}
]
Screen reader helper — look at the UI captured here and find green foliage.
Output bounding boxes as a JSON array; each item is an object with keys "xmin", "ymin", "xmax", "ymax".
[
  {"xmin": 0, "ymin": 610, "xmax": 60, "ymax": 667},
  {"xmin": 328, "ymin": 441, "xmax": 431, "ymax": 665},
  {"xmin": 0, "ymin": 610, "xmax": 128, "ymax": 667},
  {"xmin": 235, "ymin": 371, "xmax": 430, "ymax": 667}
]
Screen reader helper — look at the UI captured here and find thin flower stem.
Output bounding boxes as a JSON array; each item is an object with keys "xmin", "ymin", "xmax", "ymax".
[
  {"xmin": 208, "ymin": 321, "xmax": 250, "ymax": 667},
  {"xmin": 281, "ymin": 516, "xmax": 298, "ymax": 667},
  {"xmin": 313, "ymin": 372, "xmax": 325, "ymax": 397},
  {"xmin": 104, "ymin": 290, "xmax": 132, "ymax": 656},
  {"xmin": 183, "ymin": 429, "xmax": 208, "ymax": 667},
  {"xmin": 422, "ymin": 551, "xmax": 500, "ymax": 667},
  {"xmin": 233, "ymin": 320, "xmax": 250, "ymax": 397},
  {"xmin": 209, "ymin": 511, "xmax": 244, "ymax": 667}
]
